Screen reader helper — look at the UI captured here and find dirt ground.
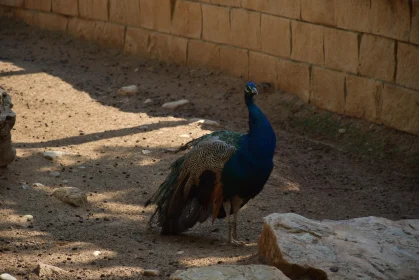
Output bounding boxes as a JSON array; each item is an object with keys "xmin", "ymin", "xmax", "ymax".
[{"xmin": 0, "ymin": 19, "xmax": 418, "ymax": 280}]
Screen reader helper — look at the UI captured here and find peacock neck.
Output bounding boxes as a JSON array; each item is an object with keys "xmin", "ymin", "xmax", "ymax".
[{"xmin": 244, "ymin": 95, "xmax": 276, "ymax": 159}]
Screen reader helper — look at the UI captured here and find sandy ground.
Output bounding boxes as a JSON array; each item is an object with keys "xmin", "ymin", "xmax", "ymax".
[{"xmin": 0, "ymin": 19, "xmax": 418, "ymax": 279}]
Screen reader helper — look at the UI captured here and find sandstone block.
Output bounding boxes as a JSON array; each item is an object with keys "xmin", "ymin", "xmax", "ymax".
[
  {"xmin": 124, "ymin": 27, "xmax": 150, "ymax": 56},
  {"xmin": 301, "ymin": 0, "xmax": 336, "ymax": 26},
  {"xmin": 188, "ymin": 40, "xmax": 220, "ymax": 69},
  {"xmin": 220, "ymin": 45, "xmax": 248, "ymax": 79},
  {"xmin": 324, "ymin": 28, "xmax": 358, "ymax": 73},
  {"xmin": 311, "ymin": 67, "xmax": 345, "ymax": 114},
  {"xmin": 171, "ymin": 0, "xmax": 201, "ymax": 39},
  {"xmin": 371, "ymin": 0, "xmax": 410, "ymax": 41},
  {"xmin": 68, "ymin": 18, "xmax": 96, "ymax": 41},
  {"xmin": 411, "ymin": 2, "xmax": 419, "ymax": 44},
  {"xmin": 345, "ymin": 75, "xmax": 382, "ymax": 123},
  {"xmin": 25, "ymin": 0, "xmax": 51, "ymax": 11},
  {"xmin": 382, "ymin": 85, "xmax": 419, "ymax": 135},
  {"xmin": 336, "ymin": 0, "xmax": 371, "ymax": 32},
  {"xmin": 277, "ymin": 60, "xmax": 310, "ymax": 103},
  {"xmin": 261, "ymin": 15, "xmax": 290, "ymax": 58},
  {"xmin": 211, "ymin": 0, "xmax": 240, "ymax": 6},
  {"xmin": 241, "ymin": 0, "xmax": 300, "ymax": 19},
  {"xmin": 359, "ymin": 34, "xmax": 395, "ymax": 82},
  {"xmin": 52, "ymin": 0, "xmax": 78, "ymax": 16},
  {"xmin": 396, "ymin": 43, "xmax": 419, "ymax": 91},
  {"xmin": 149, "ymin": 33, "xmax": 187, "ymax": 65},
  {"xmin": 231, "ymin": 8, "xmax": 260, "ymax": 51},
  {"xmin": 258, "ymin": 213, "xmax": 419, "ymax": 279},
  {"xmin": 0, "ymin": 0, "xmax": 23, "ymax": 7},
  {"xmin": 33, "ymin": 12, "xmax": 68, "ymax": 32},
  {"xmin": 94, "ymin": 22, "xmax": 125, "ymax": 49},
  {"xmin": 139, "ymin": 0, "xmax": 171, "ymax": 32},
  {"xmin": 170, "ymin": 265, "xmax": 290, "ymax": 280},
  {"xmin": 79, "ymin": 0, "xmax": 108, "ymax": 21},
  {"xmin": 109, "ymin": 0, "xmax": 140, "ymax": 27},
  {"xmin": 202, "ymin": 4, "xmax": 230, "ymax": 44},
  {"xmin": 291, "ymin": 21, "xmax": 324, "ymax": 65},
  {"xmin": 249, "ymin": 52, "xmax": 277, "ymax": 85}
]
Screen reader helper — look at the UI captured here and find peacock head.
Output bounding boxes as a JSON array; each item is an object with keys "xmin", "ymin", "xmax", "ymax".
[{"xmin": 244, "ymin": 82, "xmax": 258, "ymax": 98}]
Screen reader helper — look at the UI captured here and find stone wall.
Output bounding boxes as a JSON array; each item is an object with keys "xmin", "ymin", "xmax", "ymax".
[{"xmin": 0, "ymin": 0, "xmax": 418, "ymax": 135}]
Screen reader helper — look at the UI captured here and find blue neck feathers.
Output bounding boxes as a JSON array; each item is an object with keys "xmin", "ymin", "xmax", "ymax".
[{"xmin": 243, "ymin": 95, "xmax": 276, "ymax": 159}]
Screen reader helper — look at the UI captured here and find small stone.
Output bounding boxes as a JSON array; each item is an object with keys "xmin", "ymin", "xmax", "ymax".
[
  {"xmin": 52, "ymin": 187, "xmax": 88, "ymax": 207},
  {"xmin": 338, "ymin": 128, "xmax": 346, "ymax": 134},
  {"xmin": 117, "ymin": 85, "xmax": 139, "ymax": 96},
  {"xmin": 43, "ymin": 151, "xmax": 65, "ymax": 160},
  {"xmin": 34, "ymin": 263, "xmax": 68, "ymax": 277},
  {"xmin": 368, "ymin": 148, "xmax": 373, "ymax": 152},
  {"xmin": 180, "ymin": 134, "xmax": 190, "ymax": 138},
  {"xmin": 142, "ymin": 150, "xmax": 152, "ymax": 155},
  {"xmin": 49, "ymin": 172, "xmax": 61, "ymax": 178},
  {"xmin": 78, "ymin": 166, "xmax": 87, "ymax": 169},
  {"xmin": 23, "ymin": 215, "xmax": 33, "ymax": 221},
  {"xmin": 62, "ymin": 180, "xmax": 69, "ymax": 184},
  {"xmin": 93, "ymin": 251, "xmax": 101, "ymax": 257},
  {"xmin": 144, "ymin": 98, "xmax": 153, "ymax": 104},
  {"xmin": 32, "ymin": 183, "xmax": 45, "ymax": 187},
  {"xmin": 140, "ymin": 125, "xmax": 149, "ymax": 130},
  {"xmin": 0, "ymin": 274, "xmax": 17, "ymax": 280},
  {"xmin": 165, "ymin": 148, "xmax": 179, "ymax": 153},
  {"xmin": 21, "ymin": 184, "xmax": 30, "ymax": 190},
  {"xmin": 162, "ymin": 99, "xmax": 189, "ymax": 109},
  {"xmin": 189, "ymin": 118, "xmax": 220, "ymax": 127},
  {"xmin": 176, "ymin": 250, "xmax": 184, "ymax": 255},
  {"xmin": 134, "ymin": 68, "xmax": 139, "ymax": 72},
  {"xmin": 143, "ymin": 269, "xmax": 159, "ymax": 277}
]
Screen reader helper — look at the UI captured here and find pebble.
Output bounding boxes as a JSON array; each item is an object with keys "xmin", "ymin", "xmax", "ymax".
[
  {"xmin": 62, "ymin": 180, "xmax": 69, "ymax": 184},
  {"xmin": 134, "ymin": 68, "xmax": 139, "ymax": 72},
  {"xmin": 93, "ymin": 251, "xmax": 101, "ymax": 257},
  {"xmin": 0, "ymin": 274, "xmax": 17, "ymax": 280},
  {"xmin": 21, "ymin": 184, "xmax": 30, "ymax": 190},
  {"xmin": 33, "ymin": 183, "xmax": 45, "ymax": 187},
  {"xmin": 338, "ymin": 128, "xmax": 346, "ymax": 134},
  {"xmin": 140, "ymin": 125, "xmax": 149, "ymax": 130},
  {"xmin": 49, "ymin": 172, "xmax": 61, "ymax": 178},
  {"xmin": 117, "ymin": 85, "xmax": 139, "ymax": 96},
  {"xmin": 23, "ymin": 215, "xmax": 33, "ymax": 221},
  {"xmin": 142, "ymin": 150, "xmax": 152, "ymax": 155},
  {"xmin": 43, "ymin": 151, "xmax": 65, "ymax": 160},
  {"xmin": 189, "ymin": 118, "xmax": 220, "ymax": 127},
  {"xmin": 143, "ymin": 270, "xmax": 159, "ymax": 277},
  {"xmin": 162, "ymin": 99, "xmax": 189, "ymax": 109},
  {"xmin": 53, "ymin": 187, "xmax": 88, "ymax": 207},
  {"xmin": 180, "ymin": 134, "xmax": 191, "ymax": 138},
  {"xmin": 176, "ymin": 250, "xmax": 184, "ymax": 255},
  {"xmin": 144, "ymin": 98, "xmax": 153, "ymax": 104},
  {"xmin": 78, "ymin": 166, "xmax": 87, "ymax": 169},
  {"xmin": 165, "ymin": 148, "xmax": 179, "ymax": 153}
]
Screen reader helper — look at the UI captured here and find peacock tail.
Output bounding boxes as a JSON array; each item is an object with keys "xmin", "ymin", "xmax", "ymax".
[{"xmin": 145, "ymin": 131, "xmax": 241, "ymax": 234}]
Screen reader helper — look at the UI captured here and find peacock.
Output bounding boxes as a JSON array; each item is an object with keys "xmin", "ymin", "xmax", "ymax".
[{"xmin": 144, "ymin": 82, "xmax": 276, "ymax": 245}]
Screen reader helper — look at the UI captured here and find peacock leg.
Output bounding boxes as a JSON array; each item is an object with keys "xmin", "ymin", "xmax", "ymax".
[
  {"xmin": 231, "ymin": 196, "xmax": 244, "ymax": 246},
  {"xmin": 222, "ymin": 201, "xmax": 232, "ymax": 243}
]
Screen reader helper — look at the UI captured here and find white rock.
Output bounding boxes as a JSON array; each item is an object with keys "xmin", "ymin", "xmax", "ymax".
[
  {"xmin": 62, "ymin": 180, "xmax": 69, "ymax": 184},
  {"xmin": 258, "ymin": 213, "xmax": 419, "ymax": 280},
  {"xmin": 32, "ymin": 183, "xmax": 45, "ymax": 187},
  {"xmin": 144, "ymin": 98, "xmax": 153, "ymax": 104},
  {"xmin": 52, "ymin": 187, "xmax": 88, "ymax": 207},
  {"xmin": 143, "ymin": 269, "xmax": 160, "ymax": 277},
  {"xmin": 43, "ymin": 151, "xmax": 65, "ymax": 160},
  {"xmin": 49, "ymin": 172, "xmax": 61, "ymax": 178},
  {"xmin": 0, "ymin": 273, "xmax": 17, "ymax": 280},
  {"xmin": 189, "ymin": 118, "xmax": 220, "ymax": 127},
  {"xmin": 78, "ymin": 166, "xmax": 87, "ymax": 169},
  {"xmin": 117, "ymin": 85, "xmax": 139, "ymax": 96},
  {"xmin": 338, "ymin": 128, "xmax": 346, "ymax": 133},
  {"xmin": 93, "ymin": 251, "xmax": 101, "ymax": 256},
  {"xmin": 34, "ymin": 263, "xmax": 68, "ymax": 277},
  {"xmin": 162, "ymin": 99, "xmax": 189, "ymax": 109},
  {"xmin": 142, "ymin": 150, "xmax": 152, "ymax": 155},
  {"xmin": 140, "ymin": 125, "xmax": 149, "ymax": 130},
  {"xmin": 165, "ymin": 148, "xmax": 179, "ymax": 153},
  {"xmin": 21, "ymin": 184, "xmax": 30, "ymax": 190},
  {"xmin": 176, "ymin": 250, "xmax": 184, "ymax": 255},
  {"xmin": 180, "ymin": 134, "xmax": 190, "ymax": 138},
  {"xmin": 170, "ymin": 265, "xmax": 289, "ymax": 280},
  {"xmin": 23, "ymin": 215, "xmax": 33, "ymax": 221}
]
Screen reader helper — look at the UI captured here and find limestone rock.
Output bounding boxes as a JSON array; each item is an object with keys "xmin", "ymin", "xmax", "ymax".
[
  {"xmin": 43, "ymin": 151, "xmax": 65, "ymax": 160},
  {"xmin": 258, "ymin": 213, "xmax": 419, "ymax": 280},
  {"xmin": 0, "ymin": 274, "xmax": 17, "ymax": 280},
  {"xmin": 162, "ymin": 99, "xmax": 189, "ymax": 109},
  {"xmin": 52, "ymin": 187, "xmax": 88, "ymax": 207},
  {"xmin": 0, "ymin": 87, "xmax": 16, "ymax": 167},
  {"xmin": 170, "ymin": 265, "xmax": 289, "ymax": 280},
  {"xmin": 189, "ymin": 118, "xmax": 220, "ymax": 127},
  {"xmin": 34, "ymin": 263, "xmax": 68, "ymax": 277},
  {"xmin": 117, "ymin": 85, "xmax": 139, "ymax": 96}
]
